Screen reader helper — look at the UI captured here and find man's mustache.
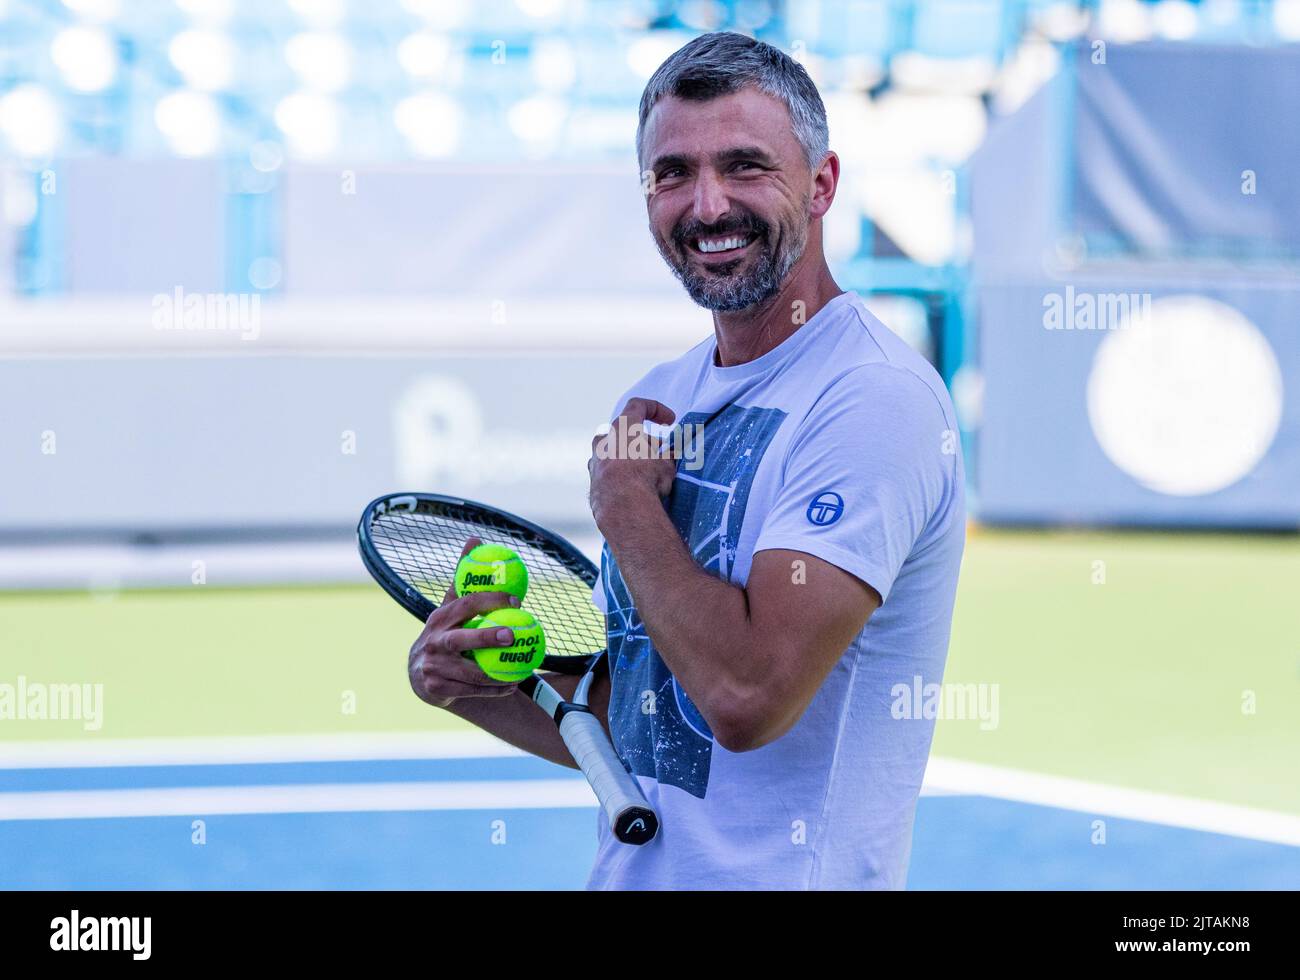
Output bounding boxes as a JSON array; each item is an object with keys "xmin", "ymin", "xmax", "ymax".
[{"xmin": 673, "ymin": 219, "xmax": 768, "ymax": 248}]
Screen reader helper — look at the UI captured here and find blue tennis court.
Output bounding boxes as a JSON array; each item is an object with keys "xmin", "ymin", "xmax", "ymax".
[{"xmin": 3, "ymin": 747, "xmax": 1296, "ymax": 889}]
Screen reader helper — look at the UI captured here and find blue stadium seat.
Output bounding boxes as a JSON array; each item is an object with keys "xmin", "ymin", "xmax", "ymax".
[
  {"xmin": 910, "ymin": 0, "xmax": 1010, "ymax": 60},
  {"xmin": 787, "ymin": 0, "xmax": 899, "ymax": 57},
  {"xmin": 573, "ymin": 38, "xmax": 647, "ymax": 103}
]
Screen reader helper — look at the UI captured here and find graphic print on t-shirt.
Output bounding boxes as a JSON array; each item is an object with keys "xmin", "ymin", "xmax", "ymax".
[{"xmin": 603, "ymin": 403, "xmax": 786, "ymax": 798}]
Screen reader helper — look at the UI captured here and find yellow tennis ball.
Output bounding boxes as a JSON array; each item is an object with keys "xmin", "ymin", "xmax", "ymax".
[
  {"xmin": 464, "ymin": 608, "xmax": 546, "ymax": 682},
  {"xmin": 454, "ymin": 543, "xmax": 528, "ymax": 601}
]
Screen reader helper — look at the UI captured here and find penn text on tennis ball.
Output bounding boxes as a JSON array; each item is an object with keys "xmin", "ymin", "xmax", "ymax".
[
  {"xmin": 454, "ymin": 543, "xmax": 528, "ymax": 601},
  {"xmin": 464, "ymin": 608, "xmax": 546, "ymax": 682}
]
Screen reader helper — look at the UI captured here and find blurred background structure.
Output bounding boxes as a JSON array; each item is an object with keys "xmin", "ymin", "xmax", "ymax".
[{"xmin": 1, "ymin": 0, "xmax": 1297, "ymax": 889}]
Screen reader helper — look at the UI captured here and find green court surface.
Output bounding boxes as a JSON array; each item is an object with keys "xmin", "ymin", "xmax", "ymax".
[
  {"xmin": 934, "ymin": 529, "xmax": 1299, "ymax": 815},
  {"xmin": 2, "ymin": 529, "xmax": 1297, "ymax": 814}
]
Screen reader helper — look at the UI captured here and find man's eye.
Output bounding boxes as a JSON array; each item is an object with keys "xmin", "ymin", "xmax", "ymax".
[
  {"xmin": 660, "ymin": 167, "xmax": 685, "ymax": 179},
  {"xmin": 732, "ymin": 161, "xmax": 759, "ymax": 172}
]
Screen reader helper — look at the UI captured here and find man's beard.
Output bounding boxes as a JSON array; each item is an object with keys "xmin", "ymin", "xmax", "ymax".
[{"xmin": 657, "ymin": 211, "xmax": 808, "ymax": 313}]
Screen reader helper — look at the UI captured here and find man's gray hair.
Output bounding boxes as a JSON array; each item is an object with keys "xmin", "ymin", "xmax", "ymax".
[{"xmin": 636, "ymin": 31, "xmax": 830, "ymax": 172}]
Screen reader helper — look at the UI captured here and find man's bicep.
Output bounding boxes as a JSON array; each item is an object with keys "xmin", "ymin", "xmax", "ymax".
[{"xmin": 746, "ymin": 549, "xmax": 880, "ymax": 715}]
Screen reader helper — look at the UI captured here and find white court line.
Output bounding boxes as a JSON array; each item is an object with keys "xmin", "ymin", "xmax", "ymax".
[
  {"xmin": 1, "ymin": 735, "xmax": 1298, "ymax": 846},
  {"xmin": 924, "ymin": 757, "xmax": 1300, "ymax": 848},
  {"xmin": 0, "ymin": 732, "xmax": 525, "ymax": 769},
  {"xmin": 0, "ymin": 780, "xmax": 595, "ymax": 822}
]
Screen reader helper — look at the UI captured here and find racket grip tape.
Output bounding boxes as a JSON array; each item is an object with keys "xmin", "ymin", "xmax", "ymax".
[{"xmin": 557, "ymin": 707, "xmax": 659, "ymax": 845}]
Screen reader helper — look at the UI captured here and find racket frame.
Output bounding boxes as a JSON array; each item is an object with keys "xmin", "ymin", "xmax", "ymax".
[
  {"xmin": 357, "ymin": 491, "xmax": 659, "ymax": 845},
  {"xmin": 357, "ymin": 492, "xmax": 599, "ymax": 675}
]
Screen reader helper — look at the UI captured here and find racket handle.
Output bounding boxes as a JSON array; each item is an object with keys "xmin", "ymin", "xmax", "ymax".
[{"xmin": 558, "ymin": 708, "xmax": 659, "ymax": 845}]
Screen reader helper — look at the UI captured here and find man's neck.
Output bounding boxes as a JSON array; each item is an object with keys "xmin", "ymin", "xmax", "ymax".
[{"xmin": 712, "ymin": 265, "xmax": 844, "ymax": 367}]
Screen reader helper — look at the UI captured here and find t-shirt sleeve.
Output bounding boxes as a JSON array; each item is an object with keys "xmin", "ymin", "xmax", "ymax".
[
  {"xmin": 591, "ymin": 550, "xmax": 609, "ymax": 615},
  {"xmin": 751, "ymin": 364, "xmax": 954, "ymax": 603}
]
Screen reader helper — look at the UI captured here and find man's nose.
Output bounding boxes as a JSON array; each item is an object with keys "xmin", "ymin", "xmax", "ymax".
[{"xmin": 692, "ymin": 170, "xmax": 731, "ymax": 227}]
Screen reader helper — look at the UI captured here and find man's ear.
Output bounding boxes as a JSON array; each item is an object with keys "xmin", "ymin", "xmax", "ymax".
[{"xmin": 810, "ymin": 150, "xmax": 840, "ymax": 220}]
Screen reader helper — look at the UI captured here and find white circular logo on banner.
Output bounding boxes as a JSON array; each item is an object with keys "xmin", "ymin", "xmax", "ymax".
[{"xmin": 1086, "ymin": 295, "xmax": 1283, "ymax": 496}]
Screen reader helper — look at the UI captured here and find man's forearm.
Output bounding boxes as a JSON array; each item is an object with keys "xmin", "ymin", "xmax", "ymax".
[
  {"xmin": 596, "ymin": 488, "xmax": 764, "ymax": 720},
  {"xmin": 441, "ymin": 672, "xmax": 611, "ymax": 770}
]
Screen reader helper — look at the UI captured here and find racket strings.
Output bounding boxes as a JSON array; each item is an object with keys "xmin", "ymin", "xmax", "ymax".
[{"xmin": 370, "ymin": 510, "xmax": 605, "ymax": 659}]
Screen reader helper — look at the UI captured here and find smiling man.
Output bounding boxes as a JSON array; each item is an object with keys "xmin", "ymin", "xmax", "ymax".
[
  {"xmin": 408, "ymin": 31, "xmax": 965, "ymax": 890},
  {"xmin": 582, "ymin": 31, "xmax": 966, "ymax": 889}
]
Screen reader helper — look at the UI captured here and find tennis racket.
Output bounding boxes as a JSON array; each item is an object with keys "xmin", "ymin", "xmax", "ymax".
[{"xmin": 357, "ymin": 491, "xmax": 659, "ymax": 845}]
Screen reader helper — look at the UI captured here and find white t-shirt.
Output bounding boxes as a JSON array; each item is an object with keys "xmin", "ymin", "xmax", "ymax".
[{"xmin": 588, "ymin": 290, "xmax": 965, "ymax": 890}]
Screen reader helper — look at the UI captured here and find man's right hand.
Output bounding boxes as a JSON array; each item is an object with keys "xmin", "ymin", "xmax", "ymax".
[{"xmin": 407, "ymin": 536, "xmax": 525, "ymax": 709}]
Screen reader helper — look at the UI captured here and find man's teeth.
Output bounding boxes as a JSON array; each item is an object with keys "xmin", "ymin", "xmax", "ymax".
[{"xmin": 697, "ymin": 234, "xmax": 753, "ymax": 253}]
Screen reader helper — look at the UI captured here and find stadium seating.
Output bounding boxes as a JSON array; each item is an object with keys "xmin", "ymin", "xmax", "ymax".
[{"xmin": 3, "ymin": 0, "xmax": 1294, "ymax": 388}]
